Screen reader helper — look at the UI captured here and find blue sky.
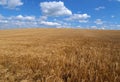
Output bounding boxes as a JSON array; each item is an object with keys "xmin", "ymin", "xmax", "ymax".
[{"xmin": 0, "ymin": 0, "xmax": 120, "ymax": 30}]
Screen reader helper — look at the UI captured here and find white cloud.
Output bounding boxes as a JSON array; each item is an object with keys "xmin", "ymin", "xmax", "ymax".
[
  {"xmin": 66, "ymin": 14, "xmax": 90, "ymax": 23},
  {"xmin": 94, "ymin": 19, "xmax": 104, "ymax": 25},
  {"xmin": 40, "ymin": 1, "xmax": 72, "ymax": 16},
  {"xmin": 40, "ymin": 21, "xmax": 61, "ymax": 26},
  {"xmin": 0, "ymin": 14, "xmax": 63, "ymax": 28},
  {"xmin": 0, "ymin": 0, "xmax": 23, "ymax": 9},
  {"xmin": 13, "ymin": 21, "xmax": 38, "ymax": 27},
  {"xmin": 16, "ymin": 15, "xmax": 35, "ymax": 21},
  {"xmin": 7, "ymin": 15, "xmax": 35, "ymax": 21},
  {"xmin": 0, "ymin": 20, "xmax": 38, "ymax": 28},
  {"xmin": 0, "ymin": 14, "xmax": 38, "ymax": 29},
  {"xmin": 0, "ymin": 14, "xmax": 7, "ymax": 24},
  {"xmin": 95, "ymin": 6, "xmax": 105, "ymax": 11}
]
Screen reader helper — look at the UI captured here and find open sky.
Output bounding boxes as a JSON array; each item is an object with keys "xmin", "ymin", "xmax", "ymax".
[{"xmin": 0, "ymin": 0, "xmax": 120, "ymax": 30}]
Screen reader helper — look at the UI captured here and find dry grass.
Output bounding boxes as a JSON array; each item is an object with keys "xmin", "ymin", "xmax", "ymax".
[{"xmin": 0, "ymin": 28, "xmax": 120, "ymax": 82}]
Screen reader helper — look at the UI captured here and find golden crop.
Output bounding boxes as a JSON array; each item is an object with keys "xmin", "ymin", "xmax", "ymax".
[{"xmin": 0, "ymin": 28, "xmax": 120, "ymax": 82}]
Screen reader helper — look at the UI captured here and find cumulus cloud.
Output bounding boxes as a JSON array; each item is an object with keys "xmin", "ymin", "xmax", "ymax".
[
  {"xmin": 6, "ymin": 15, "xmax": 35, "ymax": 21},
  {"xmin": 40, "ymin": 1, "xmax": 72, "ymax": 16},
  {"xmin": 13, "ymin": 21, "xmax": 38, "ymax": 27},
  {"xmin": 0, "ymin": 14, "xmax": 63, "ymax": 28},
  {"xmin": 0, "ymin": 14, "xmax": 8, "ymax": 24},
  {"xmin": 0, "ymin": 0, "xmax": 91, "ymax": 29},
  {"xmin": 0, "ymin": 0, "xmax": 23, "ymax": 9},
  {"xmin": 16, "ymin": 15, "xmax": 35, "ymax": 21},
  {"xmin": 0, "ymin": 20, "xmax": 8, "ymax": 23},
  {"xmin": 0, "ymin": 14, "xmax": 38, "ymax": 29},
  {"xmin": 95, "ymin": 6, "xmax": 105, "ymax": 11},
  {"xmin": 0, "ymin": 20, "xmax": 38, "ymax": 29},
  {"xmin": 39, "ymin": 1, "xmax": 91, "ymax": 27},
  {"xmin": 66, "ymin": 14, "xmax": 90, "ymax": 23},
  {"xmin": 94, "ymin": 19, "xmax": 104, "ymax": 25},
  {"xmin": 40, "ymin": 21, "xmax": 61, "ymax": 26}
]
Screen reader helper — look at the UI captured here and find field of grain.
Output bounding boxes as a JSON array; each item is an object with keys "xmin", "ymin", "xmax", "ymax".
[{"xmin": 0, "ymin": 28, "xmax": 120, "ymax": 82}]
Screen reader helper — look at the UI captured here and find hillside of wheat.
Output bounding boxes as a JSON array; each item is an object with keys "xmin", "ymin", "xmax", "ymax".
[{"xmin": 0, "ymin": 28, "xmax": 120, "ymax": 82}]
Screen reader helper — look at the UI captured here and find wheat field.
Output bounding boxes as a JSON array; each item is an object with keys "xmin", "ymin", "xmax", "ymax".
[{"xmin": 0, "ymin": 28, "xmax": 120, "ymax": 82}]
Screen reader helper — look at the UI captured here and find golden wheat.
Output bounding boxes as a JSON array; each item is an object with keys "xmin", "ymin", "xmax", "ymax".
[{"xmin": 0, "ymin": 28, "xmax": 120, "ymax": 82}]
